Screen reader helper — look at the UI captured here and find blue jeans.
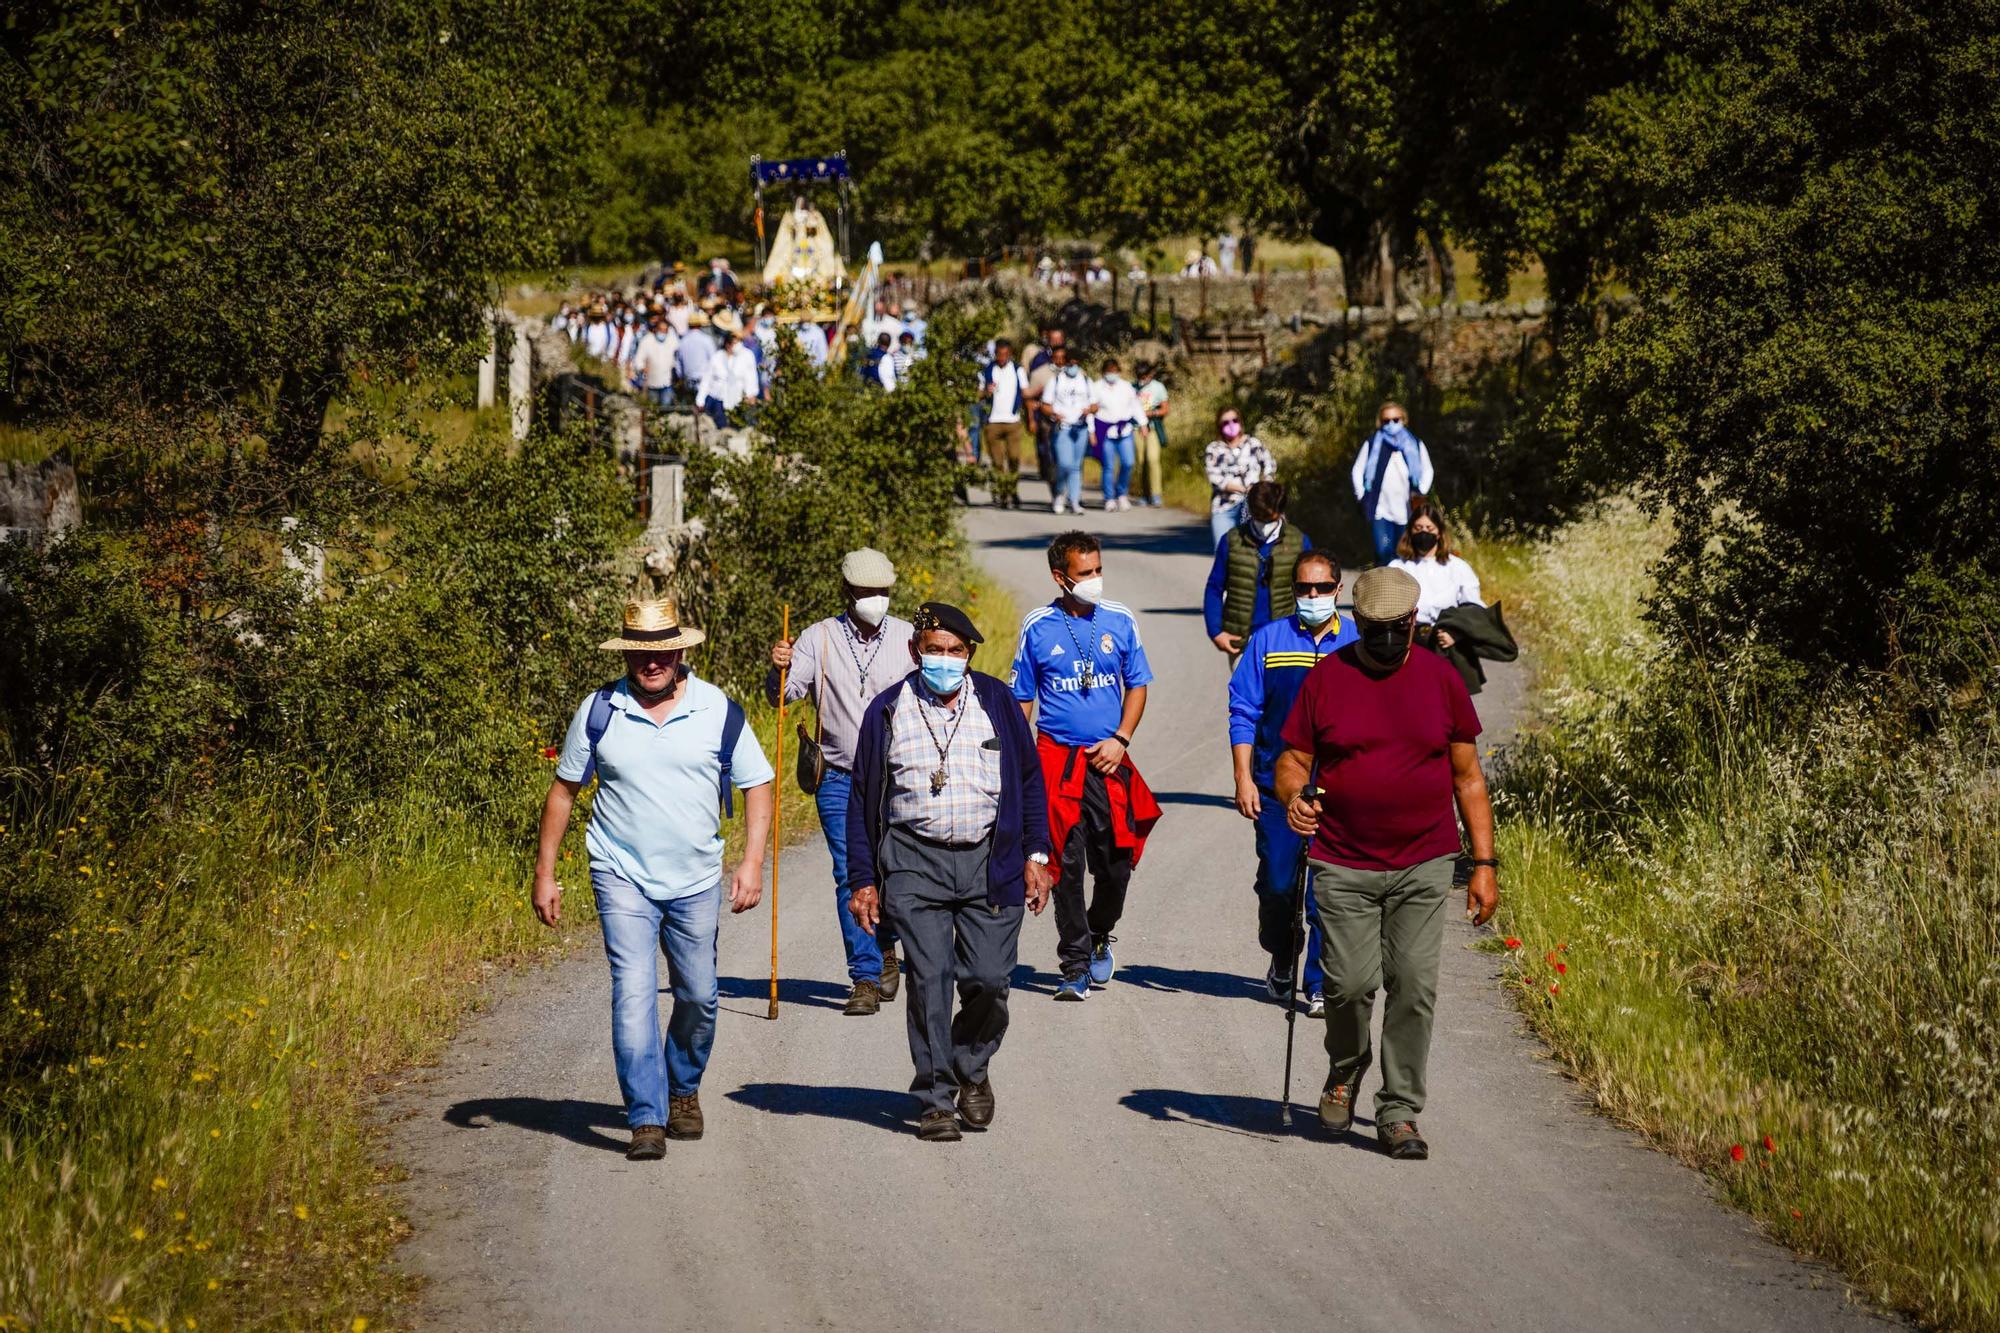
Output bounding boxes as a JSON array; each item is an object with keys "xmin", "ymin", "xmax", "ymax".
[
  {"xmin": 646, "ymin": 385, "xmax": 676, "ymax": 407},
  {"xmin": 593, "ymin": 871, "xmax": 720, "ymax": 1126},
  {"xmin": 1254, "ymin": 795, "xmax": 1325, "ymax": 996},
  {"xmin": 1371, "ymin": 516, "xmax": 1404, "ymax": 566},
  {"xmin": 1052, "ymin": 422, "xmax": 1090, "ymax": 508},
  {"xmin": 704, "ymin": 399, "xmax": 731, "ymax": 430},
  {"xmin": 1100, "ymin": 428, "xmax": 1135, "ymax": 503},
  {"xmin": 1210, "ymin": 498, "xmax": 1247, "ymax": 548},
  {"xmin": 815, "ymin": 767, "xmax": 899, "ymax": 981}
]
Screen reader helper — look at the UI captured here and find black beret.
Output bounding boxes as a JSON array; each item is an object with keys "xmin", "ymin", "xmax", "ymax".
[{"xmin": 911, "ymin": 601, "xmax": 984, "ymax": 646}]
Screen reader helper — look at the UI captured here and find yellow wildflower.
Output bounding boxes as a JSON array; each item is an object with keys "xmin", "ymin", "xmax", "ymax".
[
  {"xmin": 131, "ymin": 1226, "xmax": 147, "ymax": 1241},
  {"xmin": 152, "ymin": 1175, "xmax": 168, "ymax": 1190},
  {"xmin": 292, "ymin": 1203, "xmax": 309, "ymax": 1221}
]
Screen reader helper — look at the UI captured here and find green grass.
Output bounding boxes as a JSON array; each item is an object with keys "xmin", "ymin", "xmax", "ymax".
[{"xmin": 1493, "ymin": 500, "xmax": 2000, "ymax": 1332}]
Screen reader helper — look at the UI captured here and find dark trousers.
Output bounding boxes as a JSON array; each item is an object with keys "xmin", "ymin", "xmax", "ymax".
[
  {"xmin": 880, "ymin": 826, "xmax": 1021, "ymax": 1115},
  {"xmin": 1052, "ymin": 766, "xmax": 1134, "ymax": 976}
]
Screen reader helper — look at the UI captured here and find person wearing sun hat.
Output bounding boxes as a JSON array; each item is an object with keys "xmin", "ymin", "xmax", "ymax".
[
  {"xmin": 845, "ymin": 602, "xmax": 1053, "ymax": 1141},
  {"xmin": 1273, "ymin": 566, "xmax": 1499, "ymax": 1161},
  {"xmin": 532, "ymin": 597, "xmax": 775, "ymax": 1161}
]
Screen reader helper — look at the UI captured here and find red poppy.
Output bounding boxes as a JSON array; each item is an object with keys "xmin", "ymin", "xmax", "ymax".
[
  {"xmin": 1504, "ymin": 937, "xmax": 1522, "ymax": 950},
  {"xmin": 1555, "ymin": 961, "xmax": 1568, "ymax": 975},
  {"xmin": 541, "ymin": 746, "xmax": 559, "ymax": 760},
  {"xmin": 1544, "ymin": 950, "xmax": 1560, "ymax": 967},
  {"xmin": 1762, "ymin": 1134, "xmax": 1777, "ymax": 1154},
  {"xmin": 1730, "ymin": 1144, "xmax": 1746, "ymax": 1163},
  {"xmin": 1547, "ymin": 982, "xmax": 1560, "ymax": 996},
  {"xmin": 1790, "ymin": 1209, "xmax": 1802, "ymax": 1219}
]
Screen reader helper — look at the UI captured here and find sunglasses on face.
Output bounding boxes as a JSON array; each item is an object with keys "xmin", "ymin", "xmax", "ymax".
[
  {"xmin": 1382, "ymin": 415, "xmax": 1405, "ymax": 425},
  {"xmin": 1294, "ymin": 581, "xmax": 1340, "ymax": 596}
]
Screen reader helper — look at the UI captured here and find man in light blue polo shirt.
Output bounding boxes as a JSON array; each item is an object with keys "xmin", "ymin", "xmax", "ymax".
[
  {"xmin": 533, "ymin": 597, "xmax": 774, "ymax": 1161},
  {"xmin": 1011, "ymin": 530, "xmax": 1157, "ymax": 999}
]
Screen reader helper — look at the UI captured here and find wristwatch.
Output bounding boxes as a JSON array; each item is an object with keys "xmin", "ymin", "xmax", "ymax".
[{"xmin": 1027, "ymin": 852, "xmax": 1050, "ymax": 866}]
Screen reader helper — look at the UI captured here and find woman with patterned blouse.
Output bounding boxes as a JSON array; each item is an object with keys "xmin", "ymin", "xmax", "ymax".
[{"xmin": 1204, "ymin": 408, "xmax": 1279, "ymax": 546}]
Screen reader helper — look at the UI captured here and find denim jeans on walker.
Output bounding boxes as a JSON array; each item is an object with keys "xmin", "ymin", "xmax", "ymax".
[
  {"xmin": 593, "ymin": 870, "xmax": 720, "ymax": 1127},
  {"xmin": 1101, "ymin": 427, "xmax": 1136, "ymax": 504},
  {"xmin": 815, "ymin": 766, "xmax": 898, "ymax": 982},
  {"xmin": 1371, "ymin": 516, "xmax": 1404, "ymax": 566},
  {"xmin": 1210, "ymin": 497, "xmax": 1247, "ymax": 548},
  {"xmin": 1053, "ymin": 422, "xmax": 1090, "ymax": 508}
]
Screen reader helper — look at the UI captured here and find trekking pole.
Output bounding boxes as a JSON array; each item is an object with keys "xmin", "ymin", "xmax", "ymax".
[
  {"xmin": 769, "ymin": 603, "xmax": 789, "ymax": 1020},
  {"xmin": 1279, "ymin": 785, "xmax": 1319, "ymax": 1128}
]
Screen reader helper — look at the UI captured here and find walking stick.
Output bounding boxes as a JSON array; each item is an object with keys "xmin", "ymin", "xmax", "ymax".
[
  {"xmin": 769, "ymin": 604, "xmax": 789, "ymax": 1020},
  {"xmin": 1279, "ymin": 785, "xmax": 1319, "ymax": 1128}
]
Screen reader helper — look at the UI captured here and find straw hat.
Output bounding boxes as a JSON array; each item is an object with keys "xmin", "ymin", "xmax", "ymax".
[
  {"xmin": 600, "ymin": 597, "xmax": 707, "ymax": 652},
  {"xmin": 712, "ymin": 307, "xmax": 744, "ymax": 336}
]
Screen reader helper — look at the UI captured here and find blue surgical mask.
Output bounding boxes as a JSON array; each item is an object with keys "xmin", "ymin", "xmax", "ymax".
[
  {"xmin": 1296, "ymin": 596, "xmax": 1338, "ymax": 628},
  {"xmin": 919, "ymin": 655, "xmax": 968, "ymax": 694}
]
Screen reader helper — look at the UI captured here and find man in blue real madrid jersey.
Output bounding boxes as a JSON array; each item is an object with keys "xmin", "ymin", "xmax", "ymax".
[
  {"xmin": 1226, "ymin": 550, "xmax": 1357, "ymax": 1014},
  {"xmin": 1011, "ymin": 531, "xmax": 1161, "ymax": 1000}
]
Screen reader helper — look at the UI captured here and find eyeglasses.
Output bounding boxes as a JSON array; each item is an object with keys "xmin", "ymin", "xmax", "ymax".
[
  {"xmin": 1293, "ymin": 581, "xmax": 1340, "ymax": 596},
  {"xmin": 1220, "ymin": 416, "xmax": 1241, "ymax": 426}
]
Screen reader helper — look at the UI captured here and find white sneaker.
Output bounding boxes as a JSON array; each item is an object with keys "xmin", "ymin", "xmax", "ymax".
[
  {"xmin": 1118, "ymin": 496, "xmax": 1133, "ymax": 511},
  {"xmin": 1052, "ymin": 496, "xmax": 1067, "ymax": 515}
]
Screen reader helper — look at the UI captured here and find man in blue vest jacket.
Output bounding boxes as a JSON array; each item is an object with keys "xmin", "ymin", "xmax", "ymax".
[
  {"xmin": 847, "ymin": 603, "xmax": 1055, "ymax": 1141},
  {"xmin": 1226, "ymin": 551, "xmax": 1356, "ymax": 1013}
]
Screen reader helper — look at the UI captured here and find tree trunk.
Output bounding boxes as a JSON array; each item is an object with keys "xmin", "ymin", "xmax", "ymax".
[
  {"xmin": 1376, "ymin": 224, "xmax": 1397, "ymax": 309},
  {"xmin": 270, "ymin": 354, "xmax": 345, "ymax": 478}
]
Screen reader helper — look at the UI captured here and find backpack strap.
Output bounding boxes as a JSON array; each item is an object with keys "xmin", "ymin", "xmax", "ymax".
[
  {"xmin": 578, "ymin": 681, "xmax": 619, "ymax": 786},
  {"xmin": 717, "ymin": 698, "xmax": 747, "ymax": 817}
]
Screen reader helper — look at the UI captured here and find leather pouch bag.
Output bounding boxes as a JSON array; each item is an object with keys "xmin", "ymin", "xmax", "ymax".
[{"xmin": 795, "ymin": 707, "xmax": 825, "ymax": 795}]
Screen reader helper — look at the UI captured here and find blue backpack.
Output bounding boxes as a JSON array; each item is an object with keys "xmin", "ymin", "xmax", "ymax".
[{"xmin": 578, "ymin": 681, "xmax": 749, "ymax": 817}]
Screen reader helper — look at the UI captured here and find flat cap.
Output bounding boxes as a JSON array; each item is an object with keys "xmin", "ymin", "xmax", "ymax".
[
  {"xmin": 911, "ymin": 601, "xmax": 984, "ymax": 646},
  {"xmin": 840, "ymin": 547, "xmax": 896, "ymax": 588},
  {"xmin": 1351, "ymin": 566, "xmax": 1420, "ymax": 621}
]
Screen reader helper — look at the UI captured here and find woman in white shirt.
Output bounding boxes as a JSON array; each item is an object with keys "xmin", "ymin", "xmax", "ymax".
[
  {"xmin": 1093, "ymin": 358, "xmax": 1143, "ymax": 511},
  {"xmin": 1390, "ymin": 498, "xmax": 1482, "ymax": 650}
]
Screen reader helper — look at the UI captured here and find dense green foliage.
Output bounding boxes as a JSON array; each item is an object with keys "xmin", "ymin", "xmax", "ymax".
[{"xmin": 1492, "ymin": 502, "xmax": 2000, "ymax": 1331}]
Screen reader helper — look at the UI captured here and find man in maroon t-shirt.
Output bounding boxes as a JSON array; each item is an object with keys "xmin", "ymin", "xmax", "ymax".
[{"xmin": 1275, "ymin": 566, "xmax": 1500, "ymax": 1159}]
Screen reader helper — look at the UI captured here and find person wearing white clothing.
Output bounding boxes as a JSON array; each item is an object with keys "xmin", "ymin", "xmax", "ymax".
[
  {"xmin": 981, "ymin": 341, "xmax": 1031, "ymax": 507},
  {"xmin": 696, "ymin": 331, "xmax": 760, "ymax": 429},
  {"xmin": 629, "ymin": 316, "xmax": 681, "ymax": 407},
  {"xmin": 1350, "ymin": 400, "xmax": 1435, "ymax": 565},
  {"xmin": 795, "ymin": 320, "xmax": 830, "ymax": 368},
  {"xmin": 1093, "ymin": 359, "xmax": 1143, "ymax": 511},
  {"xmin": 1041, "ymin": 347, "xmax": 1098, "ymax": 515},
  {"xmin": 861, "ymin": 299, "xmax": 903, "ymax": 350},
  {"xmin": 1389, "ymin": 499, "xmax": 1483, "ymax": 651}
]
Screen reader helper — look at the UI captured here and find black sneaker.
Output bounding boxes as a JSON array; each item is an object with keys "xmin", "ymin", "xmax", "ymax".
[{"xmin": 1265, "ymin": 961, "xmax": 1295, "ymax": 1001}]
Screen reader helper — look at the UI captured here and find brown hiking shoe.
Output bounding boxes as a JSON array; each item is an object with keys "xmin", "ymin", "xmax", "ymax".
[
  {"xmin": 1379, "ymin": 1120, "xmax": 1429, "ymax": 1160},
  {"xmin": 666, "ymin": 1094, "xmax": 703, "ymax": 1141},
  {"xmin": 878, "ymin": 947, "xmax": 902, "ymax": 1001},
  {"xmin": 1319, "ymin": 1077, "xmax": 1360, "ymax": 1134},
  {"xmin": 957, "ymin": 1078, "xmax": 995, "ymax": 1129},
  {"xmin": 917, "ymin": 1108, "xmax": 962, "ymax": 1142},
  {"xmin": 626, "ymin": 1124, "xmax": 667, "ymax": 1161},
  {"xmin": 844, "ymin": 978, "xmax": 883, "ymax": 1015}
]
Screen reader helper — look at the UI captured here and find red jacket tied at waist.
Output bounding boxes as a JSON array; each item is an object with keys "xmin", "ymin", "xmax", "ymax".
[{"xmin": 1036, "ymin": 733, "xmax": 1164, "ymax": 866}]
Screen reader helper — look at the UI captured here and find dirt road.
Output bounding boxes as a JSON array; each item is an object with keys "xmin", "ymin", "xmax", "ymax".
[{"xmin": 386, "ymin": 486, "xmax": 1884, "ymax": 1331}]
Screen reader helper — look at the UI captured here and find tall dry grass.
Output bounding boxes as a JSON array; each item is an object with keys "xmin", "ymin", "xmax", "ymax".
[{"xmin": 1494, "ymin": 499, "xmax": 2000, "ymax": 1331}]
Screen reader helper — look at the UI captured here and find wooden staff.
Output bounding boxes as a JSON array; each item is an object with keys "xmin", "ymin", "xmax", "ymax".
[{"xmin": 769, "ymin": 603, "xmax": 789, "ymax": 1019}]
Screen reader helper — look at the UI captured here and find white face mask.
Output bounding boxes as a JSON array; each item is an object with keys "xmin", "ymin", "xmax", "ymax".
[
  {"xmin": 1252, "ymin": 518, "xmax": 1282, "ymax": 543},
  {"xmin": 851, "ymin": 595, "xmax": 890, "ymax": 627},
  {"xmin": 1066, "ymin": 575, "xmax": 1105, "ymax": 606},
  {"xmin": 1296, "ymin": 595, "xmax": 1338, "ymax": 627}
]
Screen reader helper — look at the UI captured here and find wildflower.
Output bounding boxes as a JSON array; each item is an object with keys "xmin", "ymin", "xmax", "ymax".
[
  {"xmin": 153, "ymin": 1175, "xmax": 168, "ymax": 1190},
  {"xmin": 209, "ymin": 1129, "xmax": 221, "ymax": 1139},
  {"xmin": 353, "ymin": 1320, "xmax": 370, "ymax": 1333},
  {"xmin": 293, "ymin": 1203, "xmax": 310, "ymax": 1221},
  {"xmin": 1555, "ymin": 961, "xmax": 1568, "ymax": 975},
  {"xmin": 541, "ymin": 746, "xmax": 559, "ymax": 760},
  {"xmin": 131, "ymin": 1226, "xmax": 147, "ymax": 1241},
  {"xmin": 78, "ymin": 865, "xmax": 93, "ymax": 877},
  {"xmin": 207, "ymin": 1280, "xmax": 219, "ymax": 1291},
  {"xmin": 1548, "ymin": 983, "xmax": 1560, "ymax": 996},
  {"xmin": 1729, "ymin": 1144, "xmax": 1746, "ymax": 1163},
  {"xmin": 1544, "ymin": 950, "xmax": 1559, "ymax": 966},
  {"xmin": 87, "ymin": 1055, "xmax": 106, "ymax": 1067},
  {"xmin": 1556, "ymin": 941, "xmax": 1568, "ymax": 952},
  {"xmin": 1762, "ymin": 1134, "xmax": 1777, "ymax": 1154},
  {"xmin": 1503, "ymin": 937, "xmax": 1521, "ymax": 950},
  {"xmin": 1790, "ymin": 1209, "xmax": 1802, "ymax": 1219},
  {"xmin": 338, "ymin": 950, "xmax": 351, "ymax": 962}
]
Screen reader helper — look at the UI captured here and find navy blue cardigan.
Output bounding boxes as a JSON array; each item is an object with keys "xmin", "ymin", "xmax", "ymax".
[{"xmin": 845, "ymin": 670, "xmax": 1051, "ymax": 907}]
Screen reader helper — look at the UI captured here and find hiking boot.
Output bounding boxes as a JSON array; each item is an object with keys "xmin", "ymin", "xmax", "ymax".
[
  {"xmin": 1379, "ymin": 1120, "xmax": 1429, "ymax": 1160},
  {"xmin": 917, "ymin": 1108, "xmax": 962, "ymax": 1142},
  {"xmin": 844, "ymin": 979, "xmax": 883, "ymax": 1016},
  {"xmin": 626, "ymin": 1124, "xmax": 667, "ymax": 1161},
  {"xmin": 1265, "ymin": 960, "xmax": 1295, "ymax": 1001},
  {"xmin": 878, "ymin": 947, "xmax": 902, "ymax": 1002},
  {"xmin": 1053, "ymin": 972, "xmax": 1090, "ymax": 1002},
  {"xmin": 957, "ymin": 1078, "xmax": 995, "ymax": 1129},
  {"xmin": 1088, "ymin": 935, "xmax": 1116, "ymax": 988},
  {"xmin": 1319, "ymin": 1076, "xmax": 1361, "ymax": 1134},
  {"xmin": 666, "ymin": 1094, "xmax": 703, "ymax": 1141}
]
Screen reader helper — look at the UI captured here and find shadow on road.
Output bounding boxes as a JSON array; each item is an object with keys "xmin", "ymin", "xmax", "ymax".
[
  {"xmin": 1009, "ymin": 963, "xmax": 1061, "ymax": 996},
  {"xmin": 1114, "ymin": 964, "xmax": 1267, "ymax": 1000},
  {"xmin": 725, "ymin": 1082, "xmax": 913, "ymax": 1132},
  {"xmin": 442, "ymin": 1097, "xmax": 629, "ymax": 1153},
  {"xmin": 1150, "ymin": 790, "xmax": 1237, "ymax": 810},
  {"xmin": 715, "ymin": 975, "xmax": 849, "ymax": 1015},
  {"xmin": 977, "ymin": 527, "xmax": 1212, "ymax": 560},
  {"xmin": 1120, "ymin": 1088, "xmax": 1376, "ymax": 1141}
]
